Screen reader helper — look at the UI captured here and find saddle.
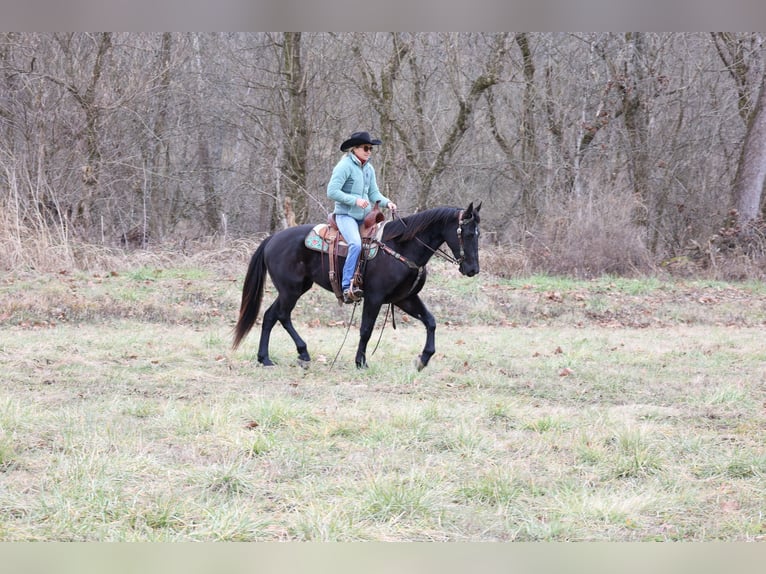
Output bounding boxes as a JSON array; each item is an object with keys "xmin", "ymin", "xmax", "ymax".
[{"xmin": 304, "ymin": 202, "xmax": 386, "ymax": 303}]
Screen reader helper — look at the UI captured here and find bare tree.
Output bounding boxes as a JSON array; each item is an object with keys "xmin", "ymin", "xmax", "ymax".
[
  {"xmin": 731, "ymin": 71, "xmax": 766, "ymax": 232},
  {"xmin": 190, "ymin": 34, "xmax": 222, "ymax": 234},
  {"xmin": 3, "ymin": 32, "xmax": 766, "ymax": 273},
  {"xmin": 44, "ymin": 33, "xmax": 113, "ymax": 237},
  {"xmin": 713, "ymin": 32, "xmax": 766, "ymax": 233},
  {"xmin": 278, "ymin": 32, "xmax": 309, "ymax": 225},
  {"xmin": 138, "ymin": 32, "xmax": 174, "ymax": 246},
  {"xmin": 486, "ymin": 32, "xmax": 541, "ymax": 222},
  {"xmin": 712, "ymin": 32, "xmax": 762, "ymax": 123},
  {"xmin": 350, "ymin": 33, "xmax": 511, "ymax": 211}
]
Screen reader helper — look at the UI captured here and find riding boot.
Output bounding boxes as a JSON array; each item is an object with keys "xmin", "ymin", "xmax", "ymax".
[{"xmin": 342, "ymin": 288, "xmax": 358, "ymax": 304}]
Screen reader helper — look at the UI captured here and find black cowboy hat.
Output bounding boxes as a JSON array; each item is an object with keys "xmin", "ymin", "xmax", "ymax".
[{"xmin": 340, "ymin": 131, "xmax": 382, "ymax": 152}]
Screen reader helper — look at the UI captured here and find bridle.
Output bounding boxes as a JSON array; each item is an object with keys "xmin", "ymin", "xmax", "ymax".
[
  {"xmin": 451, "ymin": 209, "xmax": 474, "ymax": 267},
  {"xmin": 364, "ymin": 208, "xmax": 471, "ymax": 304},
  {"xmin": 388, "ymin": 208, "xmax": 473, "ymax": 268}
]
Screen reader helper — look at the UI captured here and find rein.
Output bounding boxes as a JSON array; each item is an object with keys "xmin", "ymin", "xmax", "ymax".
[
  {"xmin": 375, "ymin": 209, "xmax": 470, "ymax": 270},
  {"xmin": 368, "ymin": 208, "xmax": 470, "ymax": 306},
  {"xmin": 390, "ymin": 208, "xmax": 469, "ymax": 268},
  {"xmin": 330, "ymin": 299, "xmax": 358, "ymax": 370}
]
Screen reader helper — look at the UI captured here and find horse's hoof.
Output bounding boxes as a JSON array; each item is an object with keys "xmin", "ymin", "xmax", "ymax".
[
  {"xmin": 258, "ymin": 358, "xmax": 275, "ymax": 367},
  {"xmin": 297, "ymin": 358, "xmax": 310, "ymax": 370},
  {"xmin": 415, "ymin": 356, "xmax": 427, "ymax": 371}
]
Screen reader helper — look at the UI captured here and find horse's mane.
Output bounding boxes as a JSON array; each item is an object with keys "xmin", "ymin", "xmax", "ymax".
[{"xmin": 382, "ymin": 207, "xmax": 460, "ymax": 242}]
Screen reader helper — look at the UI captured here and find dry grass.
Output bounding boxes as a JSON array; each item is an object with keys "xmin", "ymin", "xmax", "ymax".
[
  {"xmin": 1, "ymin": 245, "xmax": 766, "ymax": 541},
  {"xmin": 2, "ymin": 204, "xmax": 766, "ymax": 541},
  {"xmin": 1, "ymin": 318, "xmax": 765, "ymax": 541}
]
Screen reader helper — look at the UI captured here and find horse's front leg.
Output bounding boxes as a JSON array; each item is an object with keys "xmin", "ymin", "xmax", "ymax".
[
  {"xmin": 354, "ymin": 301, "xmax": 383, "ymax": 369},
  {"xmin": 394, "ymin": 295, "xmax": 436, "ymax": 371}
]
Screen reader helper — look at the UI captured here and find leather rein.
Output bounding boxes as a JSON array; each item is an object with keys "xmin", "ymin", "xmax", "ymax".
[{"xmin": 377, "ymin": 208, "xmax": 470, "ymax": 271}]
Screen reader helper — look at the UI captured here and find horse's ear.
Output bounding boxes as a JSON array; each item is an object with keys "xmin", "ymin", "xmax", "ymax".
[{"xmin": 465, "ymin": 201, "xmax": 481, "ymax": 216}]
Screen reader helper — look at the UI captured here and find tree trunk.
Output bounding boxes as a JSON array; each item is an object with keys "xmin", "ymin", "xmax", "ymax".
[
  {"xmin": 192, "ymin": 34, "xmax": 221, "ymax": 233},
  {"xmin": 516, "ymin": 33, "xmax": 538, "ymax": 219},
  {"xmin": 52, "ymin": 32, "xmax": 113, "ymax": 236},
  {"xmin": 280, "ymin": 32, "xmax": 309, "ymax": 225},
  {"xmin": 712, "ymin": 32, "xmax": 755, "ymax": 123},
  {"xmin": 733, "ymin": 71, "xmax": 766, "ymax": 231},
  {"xmin": 621, "ymin": 33, "xmax": 656, "ymax": 249},
  {"xmin": 144, "ymin": 32, "xmax": 173, "ymax": 245}
]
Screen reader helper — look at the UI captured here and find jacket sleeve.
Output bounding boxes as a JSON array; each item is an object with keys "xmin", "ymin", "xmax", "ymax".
[
  {"xmin": 326, "ymin": 161, "xmax": 357, "ymax": 207},
  {"xmin": 366, "ymin": 166, "xmax": 390, "ymax": 208}
]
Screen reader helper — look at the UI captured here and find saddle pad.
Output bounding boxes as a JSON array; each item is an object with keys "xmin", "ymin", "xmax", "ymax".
[{"xmin": 304, "ymin": 224, "xmax": 381, "ymax": 259}]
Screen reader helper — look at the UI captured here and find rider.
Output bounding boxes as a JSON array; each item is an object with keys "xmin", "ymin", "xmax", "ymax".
[{"xmin": 327, "ymin": 131, "xmax": 397, "ymax": 304}]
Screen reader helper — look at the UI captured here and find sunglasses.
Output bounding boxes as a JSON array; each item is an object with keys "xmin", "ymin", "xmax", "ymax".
[{"xmin": 360, "ymin": 145, "xmax": 374, "ymax": 152}]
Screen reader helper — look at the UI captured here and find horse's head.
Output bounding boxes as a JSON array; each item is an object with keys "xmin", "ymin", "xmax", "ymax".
[{"xmin": 448, "ymin": 202, "xmax": 481, "ymax": 277}]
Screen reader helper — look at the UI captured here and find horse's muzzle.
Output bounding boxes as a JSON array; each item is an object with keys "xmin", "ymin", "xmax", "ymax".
[{"xmin": 460, "ymin": 262, "xmax": 479, "ymax": 277}]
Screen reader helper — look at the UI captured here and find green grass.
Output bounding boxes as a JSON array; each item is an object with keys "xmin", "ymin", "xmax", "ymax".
[{"xmin": 1, "ymin": 258, "xmax": 766, "ymax": 540}]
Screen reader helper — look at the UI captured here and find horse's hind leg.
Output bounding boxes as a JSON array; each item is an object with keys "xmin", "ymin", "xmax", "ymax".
[
  {"xmin": 257, "ymin": 300, "xmax": 280, "ymax": 366},
  {"xmin": 280, "ymin": 315, "xmax": 310, "ymax": 365},
  {"xmin": 258, "ymin": 296, "xmax": 311, "ymax": 366}
]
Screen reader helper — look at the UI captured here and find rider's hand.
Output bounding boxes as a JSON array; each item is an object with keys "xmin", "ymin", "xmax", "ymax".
[
  {"xmin": 355, "ymin": 198, "xmax": 369, "ymax": 209},
  {"xmin": 388, "ymin": 202, "xmax": 397, "ymax": 211}
]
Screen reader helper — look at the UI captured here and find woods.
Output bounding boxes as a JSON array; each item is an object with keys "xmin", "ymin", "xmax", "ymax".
[
  {"xmin": 2, "ymin": 32, "xmax": 765, "ymax": 276},
  {"xmin": 3, "ymin": 32, "xmax": 766, "ymax": 545}
]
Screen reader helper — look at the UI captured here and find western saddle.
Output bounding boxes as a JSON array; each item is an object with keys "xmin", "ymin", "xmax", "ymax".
[{"xmin": 304, "ymin": 202, "xmax": 386, "ymax": 304}]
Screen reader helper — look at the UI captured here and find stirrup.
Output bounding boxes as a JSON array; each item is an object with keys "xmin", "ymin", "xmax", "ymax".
[{"xmin": 342, "ymin": 288, "xmax": 360, "ymax": 304}]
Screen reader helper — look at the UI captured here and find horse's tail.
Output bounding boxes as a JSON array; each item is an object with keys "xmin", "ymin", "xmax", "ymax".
[{"xmin": 232, "ymin": 236, "xmax": 271, "ymax": 350}]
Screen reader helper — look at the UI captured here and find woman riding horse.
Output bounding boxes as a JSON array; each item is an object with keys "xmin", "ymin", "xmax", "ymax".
[
  {"xmin": 232, "ymin": 200, "xmax": 481, "ymax": 370},
  {"xmin": 327, "ymin": 131, "xmax": 397, "ymax": 304}
]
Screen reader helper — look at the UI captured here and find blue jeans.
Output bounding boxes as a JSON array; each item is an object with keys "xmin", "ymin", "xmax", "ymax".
[{"xmin": 334, "ymin": 214, "xmax": 362, "ymax": 290}]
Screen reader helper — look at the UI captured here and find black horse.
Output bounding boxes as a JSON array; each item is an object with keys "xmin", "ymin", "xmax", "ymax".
[{"xmin": 232, "ymin": 202, "xmax": 481, "ymax": 370}]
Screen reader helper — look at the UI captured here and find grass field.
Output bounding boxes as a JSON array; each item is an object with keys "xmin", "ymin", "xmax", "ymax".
[{"xmin": 1, "ymin": 250, "xmax": 765, "ymax": 541}]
